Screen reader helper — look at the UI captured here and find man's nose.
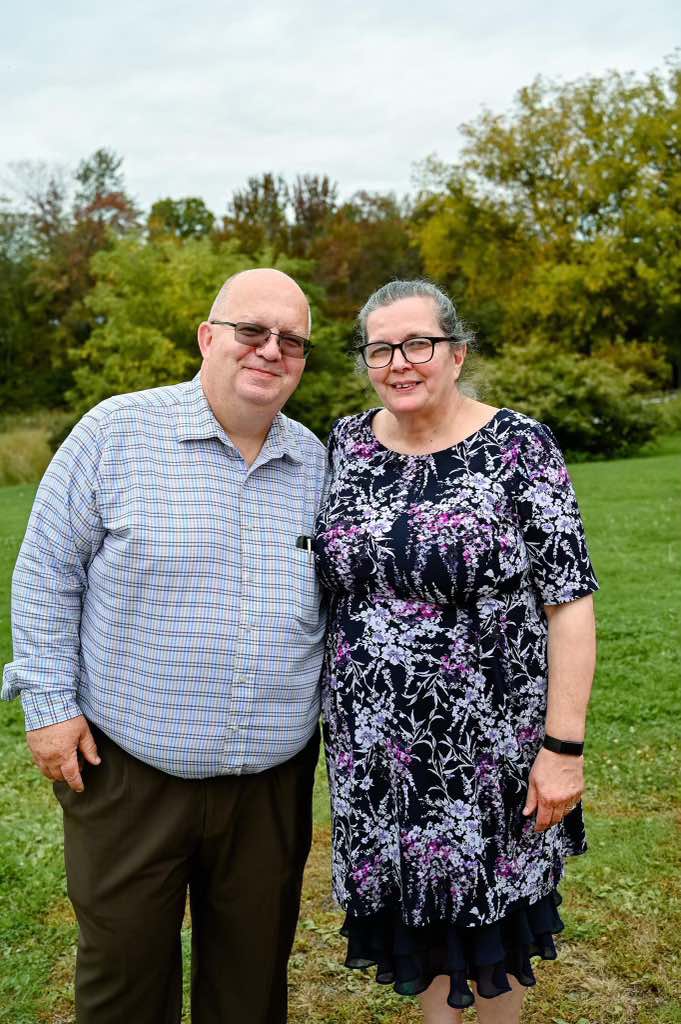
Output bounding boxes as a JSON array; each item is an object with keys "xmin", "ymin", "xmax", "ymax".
[{"xmin": 258, "ymin": 332, "xmax": 283, "ymax": 360}]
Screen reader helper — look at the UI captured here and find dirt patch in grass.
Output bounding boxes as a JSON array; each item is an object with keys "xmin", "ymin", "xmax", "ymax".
[
  {"xmin": 41, "ymin": 900, "xmax": 75, "ymax": 929},
  {"xmin": 39, "ymin": 950, "xmax": 75, "ymax": 1024}
]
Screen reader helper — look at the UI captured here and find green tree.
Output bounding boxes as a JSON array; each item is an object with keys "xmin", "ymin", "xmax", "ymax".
[
  {"xmin": 284, "ymin": 319, "xmax": 367, "ymax": 438},
  {"xmin": 0, "ymin": 164, "xmax": 76, "ymax": 405},
  {"xmin": 414, "ymin": 58, "xmax": 681, "ymax": 380},
  {"xmin": 289, "ymin": 175, "xmax": 338, "ymax": 259},
  {"xmin": 65, "ymin": 234, "xmax": 360, "ymax": 439},
  {"xmin": 1, "ymin": 150, "xmax": 141, "ymax": 407},
  {"xmin": 67, "ymin": 235, "xmax": 249, "ymax": 414},
  {"xmin": 147, "ymin": 197, "xmax": 215, "ymax": 241},
  {"xmin": 0, "ymin": 202, "xmax": 49, "ymax": 408},
  {"xmin": 221, "ymin": 173, "xmax": 290, "ymax": 256},
  {"xmin": 73, "ymin": 148, "xmax": 139, "ymax": 233},
  {"xmin": 38, "ymin": 149, "xmax": 139, "ymax": 347},
  {"xmin": 414, "ymin": 163, "xmax": 535, "ymax": 354},
  {"xmin": 314, "ymin": 191, "xmax": 422, "ymax": 320},
  {"xmin": 220, "ymin": 172, "xmax": 339, "ymax": 263}
]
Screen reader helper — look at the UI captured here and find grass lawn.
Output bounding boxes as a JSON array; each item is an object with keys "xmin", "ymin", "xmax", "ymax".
[{"xmin": 0, "ymin": 440, "xmax": 679, "ymax": 1024}]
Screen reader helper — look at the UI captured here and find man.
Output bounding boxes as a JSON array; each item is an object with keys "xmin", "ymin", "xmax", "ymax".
[{"xmin": 2, "ymin": 268, "xmax": 327, "ymax": 1023}]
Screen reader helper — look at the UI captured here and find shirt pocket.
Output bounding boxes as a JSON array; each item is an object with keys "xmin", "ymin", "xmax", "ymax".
[{"xmin": 289, "ymin": 545, "xmax": 322, "ymax": 625}]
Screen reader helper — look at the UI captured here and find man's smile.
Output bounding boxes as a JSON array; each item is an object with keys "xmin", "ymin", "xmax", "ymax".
[{"xmin": 244, "ymin": 365, "xmax": 283, "ymax": 378}]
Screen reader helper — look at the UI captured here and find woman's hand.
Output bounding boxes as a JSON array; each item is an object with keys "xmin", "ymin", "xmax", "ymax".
[
  {"xmin": 523, "ymin": 747, "xmax": 584, "ymax": 831},
  {"xmin": 522, "ymin": 595, "xmax": 595, "ymax": 831}
]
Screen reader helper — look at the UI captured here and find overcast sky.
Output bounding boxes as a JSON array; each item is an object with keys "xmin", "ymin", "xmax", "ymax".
[{"xmin": 2, "ymin": 1, "xmax": 679, "ymax": 215}]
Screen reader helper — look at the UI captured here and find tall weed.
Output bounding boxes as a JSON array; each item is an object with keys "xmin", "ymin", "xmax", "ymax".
[{"xmin": 0, "ymin": 429, "xmax": 53, "ymax": 486}]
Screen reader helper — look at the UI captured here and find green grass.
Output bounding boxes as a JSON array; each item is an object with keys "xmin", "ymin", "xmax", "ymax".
[{"xmin": 1, "ymin": 438, "xmax": 680, "ymax": 1024}]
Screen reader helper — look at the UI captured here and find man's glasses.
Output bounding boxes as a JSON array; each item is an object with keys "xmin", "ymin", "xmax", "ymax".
[
  {"xmin": 209, "ymin": 320, "xmax": 311, "ymax": 359},
  {"xmin": 356, "ymin": 336, "xmax": 456, "ymax": 369}
]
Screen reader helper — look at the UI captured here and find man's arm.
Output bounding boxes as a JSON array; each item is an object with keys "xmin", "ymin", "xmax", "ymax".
[
  {"xmin": 523, "ymin": 594, "xmax": 597, "ymax": 831},
  {"xmin": 2, "ymin": 411, "xmax": 107, "ymax": 790}
]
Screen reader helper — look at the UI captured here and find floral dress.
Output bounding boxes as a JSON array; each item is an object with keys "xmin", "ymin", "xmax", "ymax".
[{"xmin": 313, "ymin": 408, "xmax": 598, "ymax": 1008}]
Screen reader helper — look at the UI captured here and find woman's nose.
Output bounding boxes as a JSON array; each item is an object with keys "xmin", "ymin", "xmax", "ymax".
[{"xmin": 391, "ymin": 347, "xmax": 410, "ymax": 370}]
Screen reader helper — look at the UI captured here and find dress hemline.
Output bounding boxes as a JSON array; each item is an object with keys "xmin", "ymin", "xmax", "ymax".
[{"xmin": 340, "ymin": 888, "xmax": 564, "ymax": 1010}]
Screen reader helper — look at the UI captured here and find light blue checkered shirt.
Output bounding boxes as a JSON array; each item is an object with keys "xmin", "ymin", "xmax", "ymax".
[{"xmin": 2, "ymin": 376, "xmax": 327, "ymax": 778}]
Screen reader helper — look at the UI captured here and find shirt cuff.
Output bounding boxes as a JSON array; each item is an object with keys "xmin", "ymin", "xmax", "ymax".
[{"xmin": 20, "ymin": 690, "xmax": 83, "ymax": 731}]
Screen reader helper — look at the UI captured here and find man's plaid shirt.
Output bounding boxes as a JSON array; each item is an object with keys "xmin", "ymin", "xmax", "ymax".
[{"xmin": 2, "ymin": 376, "xmax": 327, "ymax": 778}]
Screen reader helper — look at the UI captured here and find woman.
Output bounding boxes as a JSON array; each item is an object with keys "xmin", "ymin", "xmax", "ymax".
[{"xmin": 314, "ymin": 280, "xmax": 598, "ymax": 1023}]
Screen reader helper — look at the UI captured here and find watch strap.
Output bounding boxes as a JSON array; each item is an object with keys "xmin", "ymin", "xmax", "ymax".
[{"xmin": 542, "ymin": 734, "xmax": 584, "ymax": 756}]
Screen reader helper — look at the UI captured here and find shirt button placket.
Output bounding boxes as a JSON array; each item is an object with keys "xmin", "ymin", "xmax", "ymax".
[{"xmin": 235, "ymin": 480, "xmax": 254, "ymax": 751}]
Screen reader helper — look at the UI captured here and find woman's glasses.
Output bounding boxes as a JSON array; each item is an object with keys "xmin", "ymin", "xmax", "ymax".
[{"xmin": 356, "ymin": 336, "xmax": 456, "ymax": 368}]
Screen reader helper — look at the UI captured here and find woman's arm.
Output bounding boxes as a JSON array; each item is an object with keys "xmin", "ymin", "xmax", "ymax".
[{"xmin": 523, "ymin": 594, "xmax": 597, "ymax": 831}]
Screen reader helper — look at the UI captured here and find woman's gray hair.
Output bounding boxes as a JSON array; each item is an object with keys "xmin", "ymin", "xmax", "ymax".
[{"xmin": 357, "ymin": 279, "xmax": 475, "ymax": 349}]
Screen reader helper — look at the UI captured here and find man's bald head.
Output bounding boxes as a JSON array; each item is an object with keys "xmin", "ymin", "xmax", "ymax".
[
  {"xmin": 209, "ymin": 268, "xmax": 311, "ymax": 335},
  {"xmin": 198, "ymin": 267, "xmax": 311, "ymax": 428}
]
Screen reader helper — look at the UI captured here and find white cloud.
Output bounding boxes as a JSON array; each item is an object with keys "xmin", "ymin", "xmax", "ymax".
[{"xmin": 2, "ymin": 0, "xmax": 679, "ymax": 212}]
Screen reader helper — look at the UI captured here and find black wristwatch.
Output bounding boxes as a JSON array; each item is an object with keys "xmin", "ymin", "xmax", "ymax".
[{"xmin": 542, "ymin": 734, "xmax": 584, "ymax": 756}]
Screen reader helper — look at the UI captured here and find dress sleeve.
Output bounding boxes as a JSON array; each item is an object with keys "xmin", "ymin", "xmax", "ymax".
[
  {"xmin": 326, "ymin": 416, "xmax": 353, "ymax": 480},
  {"xmin": 514, "ymin": 422, "xmax": 598, "ymax": 605},
  {"xmin": 319, "ymin": 419, "xmax": 342, "ymax": 513}
]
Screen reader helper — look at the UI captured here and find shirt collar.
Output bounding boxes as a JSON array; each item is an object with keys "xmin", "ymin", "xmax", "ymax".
[
  {"xmin": 175, "ymin": 374, "xmax": 304, "ymax": 464},
  {"xmin": 260, "ymin": 410, "xmax": 304, "ymax": 465}
]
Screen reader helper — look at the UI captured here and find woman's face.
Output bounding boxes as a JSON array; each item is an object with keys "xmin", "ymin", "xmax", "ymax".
[{"xmin": 365, "ymin": 296, "xmax": 465, "ymax": 419}]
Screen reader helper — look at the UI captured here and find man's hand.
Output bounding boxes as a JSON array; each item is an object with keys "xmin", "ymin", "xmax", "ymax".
[
  {"xmin": 522, "ymin": 746, "xmax": 584, "ymax": 832},
  {"xmin": 26, "ymin": 716, "xmax": 101, "ymax": 793}
]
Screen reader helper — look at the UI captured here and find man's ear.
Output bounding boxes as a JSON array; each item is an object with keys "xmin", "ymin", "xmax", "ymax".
[{"xmin": 197, "ymin": 321, "xmax": 213, "ymax": 359}]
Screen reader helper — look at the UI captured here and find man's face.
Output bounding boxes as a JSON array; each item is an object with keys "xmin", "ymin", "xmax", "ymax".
[{"xmin": 198, "ymin": 271, "xmax": 310, "ymax": 413}]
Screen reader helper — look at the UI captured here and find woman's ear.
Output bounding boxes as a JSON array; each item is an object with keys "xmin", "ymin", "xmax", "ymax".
[{"xmin": 452, "ymin": 343, "xmax": 467, "ymax": 380}]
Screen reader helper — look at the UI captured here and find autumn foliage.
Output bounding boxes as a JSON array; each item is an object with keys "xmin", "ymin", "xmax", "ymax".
[{"xmin": 1, "ymin": 59, "xmax": 679, "ymax": 456}]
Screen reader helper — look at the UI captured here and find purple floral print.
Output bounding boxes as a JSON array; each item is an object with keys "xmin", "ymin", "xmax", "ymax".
[{"xmin": 314, "ymin": 408, "xmax": 598, "ymax": 929}]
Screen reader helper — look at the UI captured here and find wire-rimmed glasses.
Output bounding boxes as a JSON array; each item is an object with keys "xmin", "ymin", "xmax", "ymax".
[{"xmin": 209, "ymin": 320, "xmax": 312, "ymax": 359}]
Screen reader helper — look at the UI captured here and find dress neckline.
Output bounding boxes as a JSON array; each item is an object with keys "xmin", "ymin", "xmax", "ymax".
[{"xmin": 366, "ymin": 407, "xmax": 510, "ymax": 458}]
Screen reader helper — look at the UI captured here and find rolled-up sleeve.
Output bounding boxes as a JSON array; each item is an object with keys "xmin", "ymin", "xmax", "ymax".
[{"xmin": 2, "ymin": 412, "xmax": 105, "ymax": 729}]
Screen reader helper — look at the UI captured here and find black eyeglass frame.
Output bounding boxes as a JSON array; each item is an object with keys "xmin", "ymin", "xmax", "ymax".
[
  {"xmin": 355, "ymin": 336, "xmax": 459, "ymax": 369},
  {"xmin": 208, "ymin": 320, "xmax": 312, "ymax": 358}
]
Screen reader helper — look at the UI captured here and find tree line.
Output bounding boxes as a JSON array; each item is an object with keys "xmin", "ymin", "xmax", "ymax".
[{"xmin": 1, "ymin": 58, "xmax": 679, "ymax": 457}]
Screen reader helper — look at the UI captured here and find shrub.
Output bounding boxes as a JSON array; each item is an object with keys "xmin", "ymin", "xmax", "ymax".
[
  {"xmin": 650, "ymin": 391, "xmax": 681, "ymax": 436},
  {"xmin": 0, "ymin": 428, "xmax": 53, "ymax": 486},
  {"xmin": 481, "ymin": 340, "xmax": 659, "ymax": 459},
  {"xmin": 591, "ymin": 340, "xmax": 672, "ymax": 392}
]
